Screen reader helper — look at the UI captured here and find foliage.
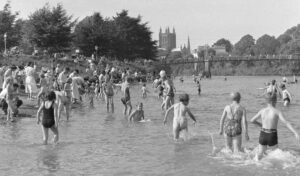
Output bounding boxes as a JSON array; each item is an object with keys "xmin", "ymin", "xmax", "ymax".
[
  {"xmin": 253, "ymin": 34, "xmax": 280, "ymax": 55},
  {"xmin": 26, "ymin": 3, "xmax": 76, "ymax": 54},
  {"xmin": 213, "ymin": 38, "xmax": 233, "ymax": 53},
  {"xmin": 233, "ymin": 34, "xmax": 255, "ymax": 56},
  {"xmin": 74, "ymin": 10, "xmax": 157, "ymax": 60},
  {"xmin": 0, "ymin": 2, "xmax": 21, "ymax": 51}
]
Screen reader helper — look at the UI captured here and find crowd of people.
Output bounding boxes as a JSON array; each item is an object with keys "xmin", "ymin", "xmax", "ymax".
[{"xmin": 0, "ymin": 60, "xmax": 299, "ymax": 160}]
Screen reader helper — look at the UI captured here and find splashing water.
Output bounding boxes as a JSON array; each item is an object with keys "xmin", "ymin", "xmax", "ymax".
[{"xmin": 208, "ymin": 132, "xmax": 300, "ymax": 169}]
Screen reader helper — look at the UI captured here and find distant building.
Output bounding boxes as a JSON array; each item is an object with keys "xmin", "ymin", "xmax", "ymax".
[
  {"xmin": 212, "ymin": 45, "xmax": 227, "ymax": 56},
  {"xmin": 159, "ymin": 27, "xmax": 176, "ymax": 51}
]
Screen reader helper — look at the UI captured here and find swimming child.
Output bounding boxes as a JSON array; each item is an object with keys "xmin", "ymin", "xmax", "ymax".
[
  {"xmin": 36, "ymin": 91, "xmax": 59, "ymax": 145},
  {"xmin": 128, "ymin": 102, "xmax": 144, "ymax": 122},
  {"xmin": 219, "ymin": 92, "xmax": 249, "ymax": 153},
  {"xmin": 163, "ymin": 94, "xmax": 197, "ymax": 141},
  {"xmin": 250, "ymin": 93, "xmax": 299, "ymax": 160},
  {"xmin": 196, "ymin": 80, "xmax": 201, "ymax": 95},
  {"xmin": 103, "ymin": 78, "xmax": 115, "ymax": 113},
  {"xmin": 280, "ymin": 84, "xmax": 292, "ymax": 106}
]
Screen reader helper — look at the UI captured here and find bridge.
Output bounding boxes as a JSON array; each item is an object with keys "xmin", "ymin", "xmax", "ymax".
[{"xmin": 162, "ymin": 55, "xmax": 300, "ymax": 78}]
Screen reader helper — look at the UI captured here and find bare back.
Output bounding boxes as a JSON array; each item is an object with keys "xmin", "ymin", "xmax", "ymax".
[
  {"xmin": 260, "ymin": 107, "xmax": 279, "ymax": 129},
  {"xmin": 173, "ymin": 103, "xmax": 188, "ymax": 121}
]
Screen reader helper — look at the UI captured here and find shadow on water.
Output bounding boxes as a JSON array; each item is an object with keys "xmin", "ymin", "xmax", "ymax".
[{"xmin": 36, "ymin": 145, "xmax": 61, "ymax": 174}]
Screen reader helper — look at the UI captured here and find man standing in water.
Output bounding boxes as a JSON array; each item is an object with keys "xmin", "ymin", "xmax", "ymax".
[
  {"xmin": 219, "ymin": 92, "xmax": 249, "ymax": 153},
  {"xmin": 250, "ymin": 93, "xmax": 299, "ymax": 160}
]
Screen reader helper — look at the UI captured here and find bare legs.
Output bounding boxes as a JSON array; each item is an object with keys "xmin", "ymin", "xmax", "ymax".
[
  {"xmin": 41, "ymin": 126, "xmax": 59, "ymax": 145},
  {"xmin": 224, "ymin": 135, "xmax": 242, "ymax": 153}
]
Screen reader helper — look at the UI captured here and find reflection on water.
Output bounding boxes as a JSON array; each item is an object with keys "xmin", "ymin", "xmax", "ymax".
[
  {"xmin": 37, "ymin": 146, "xmax": 60, "ymax": 174},
  {"xmin": 0, "ymin": 76, "xmax": 300, "ymax": 175}
]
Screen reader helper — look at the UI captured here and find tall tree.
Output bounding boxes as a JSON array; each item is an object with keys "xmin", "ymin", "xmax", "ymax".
[
  {"xmin": 253, "ymin": 34, "xmax": 280, "ymax": 55},
  {"xmin": 213, "ymin": 38, "xmax": 233, "ymax": 53},
  {"xmin": 0, "ymin": 2, "xmax": 20, "ymax": 51},
  {"xmin": 73, "ymin": 13, "xmax": 112, "ymax": 56},
  {"xmin": 233, "ymin": 34, "xmax": 255, "ymax": 56},
  {"xmin": 112, "ymin": 10, "xmax": 157, "ymax": 60},
  {"xmin": 26, "ymin": 3, "xmax": 76, "ymax": 53}
]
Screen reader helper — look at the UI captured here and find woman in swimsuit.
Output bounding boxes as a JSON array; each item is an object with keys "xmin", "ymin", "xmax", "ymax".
[
  {"xmin": 219, "ymin": 92, "xmax": 249, "ymax": 153},
  {"xmin": 37, "ymin": 91, "xmax": 59, "ymax": 145}
]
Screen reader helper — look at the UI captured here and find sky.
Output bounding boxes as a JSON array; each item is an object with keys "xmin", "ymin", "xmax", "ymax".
[{"xmin": 1, "ymin": 0, "xmax": 300, "ymax": 49}]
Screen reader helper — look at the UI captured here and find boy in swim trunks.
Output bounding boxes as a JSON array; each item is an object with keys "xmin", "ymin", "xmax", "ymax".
[
  {"xmin": 128, "ymin": 102, "xmax": 144, "ymax": 122},
  {"xmin": 280, "ymin": 84, "xmax": 292, "ymax": 106},
  {"xmin": 164, "ymin": 94, "xmax": 197, "ymax": 141},
  {"xmin": 250, "ymin": 93, "xmax": 299, "ymax": 160},
  {"xmin": 219, "ymin": 92, "xmax": 249, "ymax": 153}
]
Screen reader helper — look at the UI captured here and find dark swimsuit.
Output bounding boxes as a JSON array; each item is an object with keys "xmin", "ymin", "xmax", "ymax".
[
  {"xmin": 167, "ymin": 86, "xmax": 175, "ymax": 98},
  {"xmin": 42, "ymin": 101, "xmax": 55, "ymax": 128},
  {"xmin": 224, "ymin": 106, "xmax": 242, "ymax": 137},
  {"xmin": 121, "ymin": 87, "xmax": 130, "ymax": 105},
  {"xmin": 283, "ymin": 97, "xmax": 290, "ymax": 103},
  {"xmin": 259, "ymin": 128, "xmax": 278, "ymax": 147}
]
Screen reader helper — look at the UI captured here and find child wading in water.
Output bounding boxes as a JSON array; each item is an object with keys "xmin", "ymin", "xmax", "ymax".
[
  {"xmin": 63, "ymin": 78, "xmax": 72, "ymax": 120},
  {"xmin": 251, "ymin": 93, "xmax": 299, "ymax": 160},
  {"xmin": 219, "ymin": 92, "xmax": 249, "ymax": 153},
  {"xmin": 141, "ymin": 84, "xmax": 149, "ymax": 98},
  {"xmin": 164, "ymin": 94, "xmax": 196, "ymax": 140},
  {"xmin": 37, "ymin": 73, "xmax": 48, "ymax": 107},
  {"xmin": 196, "ymin": 80, "xmax": 201, "ymax": 95},
  {"xmin": 103, "ymin": 78, "xmax": 115, "ymax": 113},
  {"xmin": 118, "ymin": 77, "xmax": 132, "ymax": 115},
  {"xmin": 280, "ymin": 84, "xmax": 292, "ymax": 106},
  {"xmin": 128, "ymin": 103, "xmax": 144, "ymax": 121},
  {"xmin": 37, "ymin": 91, "xmax": 59, "ymax": 145}
]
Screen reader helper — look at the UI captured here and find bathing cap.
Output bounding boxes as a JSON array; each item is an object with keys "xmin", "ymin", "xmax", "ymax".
[
  {"xmin": 230, "ymin": 92, "xmax": 241, "ymax": 103},
  {"xmin": 159, "ymin": 70, "xmax": 166, "ymax": 78}
]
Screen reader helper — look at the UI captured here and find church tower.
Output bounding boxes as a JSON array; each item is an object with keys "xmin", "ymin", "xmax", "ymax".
[
  {"xmin": 158, "ymin": 27, "xmax": 176, "ymax": 51},
  {"xmin": 187, "ymin": 36, "xmax": 191, "ymax": 54}
]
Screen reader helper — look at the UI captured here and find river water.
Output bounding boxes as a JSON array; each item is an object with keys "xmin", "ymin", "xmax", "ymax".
[{"xmin": 0, "ymin": 76, "xmax": 300, "ymax": 176}]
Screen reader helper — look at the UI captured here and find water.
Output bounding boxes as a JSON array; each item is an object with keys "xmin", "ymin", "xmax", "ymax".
[{"xmin": 1, "ymin": 76, "xmax": 300, "ymax": 176}]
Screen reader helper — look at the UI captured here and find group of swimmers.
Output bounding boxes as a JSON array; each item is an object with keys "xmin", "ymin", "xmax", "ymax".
[{"xmin": 1, "ymin": 63, "xmax": 299, "ymax": 161}]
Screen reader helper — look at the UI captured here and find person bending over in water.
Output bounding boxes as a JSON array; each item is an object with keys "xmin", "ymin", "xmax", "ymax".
[
  {"xmin": 164, "ymin": 94, "xmax": 197, "ymax": 141},
  {"xmin": 37, "ymin": 91, "xmax": 59, "ymax": 145},
  {"xmin": 250, "ymin": 93, "xmax": 299, "ymax": 160},
  {"xmin": 280, "ymin": 84, "xmax": 292, "ymax": 106},
  {"xmin": 219, "ymin": 92, "xmax": 249, "ymax": 153},
  {"xmin": 128, "ymin": 102, "xmax": 144, "ymax": 122}
]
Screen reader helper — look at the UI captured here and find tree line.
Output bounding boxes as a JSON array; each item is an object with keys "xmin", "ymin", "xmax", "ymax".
[
  {"xmin": 0, "ymin": 2, "xmax": 157, "ymax": 60},
  {"xmin": 212, "ymin": 27, "xmax": 300, "ymax": 56}
]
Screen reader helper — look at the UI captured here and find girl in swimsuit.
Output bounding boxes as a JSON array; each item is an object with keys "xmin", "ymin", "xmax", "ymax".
[
  {"xmin": 219, "ymin": 92, "xmax": 249, "ymax": 153},
  {"xmin": 37, "ymin": 91, "xmax": 59, "ymax": 145}
]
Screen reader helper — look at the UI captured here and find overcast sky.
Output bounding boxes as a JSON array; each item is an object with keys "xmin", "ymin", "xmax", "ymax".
[{"xmin": 2, "ymin": 0, "xmax": 300, "ymax": 49}]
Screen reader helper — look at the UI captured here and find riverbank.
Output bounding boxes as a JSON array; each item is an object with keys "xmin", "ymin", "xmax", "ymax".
[{"xmin": 171, "ymin": 60, "xmax": 300, "ymax": 76}]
